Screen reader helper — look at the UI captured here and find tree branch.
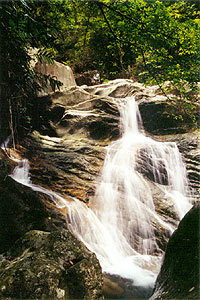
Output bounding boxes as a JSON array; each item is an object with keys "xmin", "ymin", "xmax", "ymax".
[{"xmin": 97, "ymin": 1, "xmax": 171, "ymax": 101}]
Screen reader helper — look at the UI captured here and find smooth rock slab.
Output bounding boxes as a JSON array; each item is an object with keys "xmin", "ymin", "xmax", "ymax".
[{"xmin": 0, "ymin": 230, "xmax": 104, "ymax": 300}]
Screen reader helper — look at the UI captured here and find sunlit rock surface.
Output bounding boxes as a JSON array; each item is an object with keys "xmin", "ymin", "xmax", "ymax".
[
  {"xmin": 84, "ymin": 79, "xmax": 199, "ymax": 135},
  {"xmin": 149, "ymin": 203, "xmax": 200, "ymax": 299},
  {"xmin": 22, "ymin": 79, "xmax": 199, "ymax": 210},
  {"xmin": 0, "ymin": 230, "xmax": 103, "ymax": 300},
  {"xmin": 20, "ymin": 80, "xmax": 198, "ymax": 296}
]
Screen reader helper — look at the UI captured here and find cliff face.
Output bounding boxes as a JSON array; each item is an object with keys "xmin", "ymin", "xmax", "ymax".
[{"xmin": 0, "ymin": 67, "xmax": 199, "ymax": 299}]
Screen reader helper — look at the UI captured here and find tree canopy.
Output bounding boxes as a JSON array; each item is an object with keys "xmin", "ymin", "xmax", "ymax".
[{"xmin": 0, "ymin": 0, "xmax": 199, "ymax": 143}]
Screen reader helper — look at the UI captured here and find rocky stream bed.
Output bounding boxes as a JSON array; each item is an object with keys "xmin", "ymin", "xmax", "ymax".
[{"xmin": 0, "ymin": 71, "xmax": 199, "ymax": 299}]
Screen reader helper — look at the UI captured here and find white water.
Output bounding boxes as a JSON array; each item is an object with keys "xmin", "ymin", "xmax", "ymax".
[
  {"xmin": 7, "ymin": 97, "xmax": 192, "ymax": 289},
  {"xmin": 10, "ymin": 159, "xmax": 67, "ymax": 209},
  {"xmin": 1, "ymin": 135, "xmax": 11, "ymax": 149}
]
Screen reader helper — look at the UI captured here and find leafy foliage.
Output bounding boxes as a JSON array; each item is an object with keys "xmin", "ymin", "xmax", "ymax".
[
  {"xmin": 56, "ymin": 0, "xmax": 199, "ymax": 124},
  {"xmin": 0, "ymin": 0, "xmax": 199, "ymax": 142},
  {"xmin": 0, "ymin": 0, "xmax": 62, "ymax": 144}
]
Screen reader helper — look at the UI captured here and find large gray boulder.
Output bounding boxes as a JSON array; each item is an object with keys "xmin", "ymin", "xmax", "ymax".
[
  {"xmin": 35, "ymin": 60, "xmax": 76, "ymax": 93},
  {"xmin": 0, "ymin": 230, "xmax": 104, "ymax": 300}
]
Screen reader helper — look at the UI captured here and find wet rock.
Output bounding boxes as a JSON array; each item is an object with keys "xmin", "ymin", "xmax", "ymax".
[
  {"xmin": 136, "ymin": 148, "xmax": 169, "ymax": 185},
  {"xmin": 48, "ymin": 87, "xmax": 120, "ymax": 140},
  {"xmin": 84, "ymin": 79, "xmax": 198, "ymax": 135},
  {"xmin": 0, "ymin": 150, "xmax": 68, "ymax": 253},
  {"xmin": 149, "ymin": 203, "xmax": 200, "ymax": 300},
  {"xmin": 20, "ymin": 85, "xmax": 121, "ymax": 204},
  {"xmin": 84, "ymin": 79, "xmax": 143, "ymax": 98},
  {"xmin": 0, "ymin": 174, "xmax": 68, "ymax": 254},
  {"xmin": 18, "ymin": 79, "xmax": 199, "ymax": 255},
  {"xmin": 157, "ymin": 132, "xmax": 200, "ymax": 195},
  {"xmin": 103, "ymin": 273, "xmax": 153, "ymax": 299},
  {"xmin": 33, "ymin": 86, "xmax": 120, "ymax": 141},
  {"xmin": 22, "ymin": 132, "xmax": 106, "ymax": 204},
  {"xmin": 0, "ymin": 229, "xmax": 104, "ymax": 300}
]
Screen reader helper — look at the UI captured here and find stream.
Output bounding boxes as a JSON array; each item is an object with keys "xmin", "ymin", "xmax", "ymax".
[{"xmin": 7, "ymin": 96, "xmax": 192, "ymax": 295}]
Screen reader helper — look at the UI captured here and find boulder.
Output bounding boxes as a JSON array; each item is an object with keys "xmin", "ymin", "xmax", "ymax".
[
  {"xmin": 0, "ymin": 229, "xmax": 103, "ymax": 300},
  {"xmin": 35, "ymin": 60, "xmax": 76, "ymax": 95},
  {"xmin": 75, "ymin": 70, "xmax": 101, "ymax": 86},
  {"xmin": 149, "ymin": 203, "xmax": 200, "ymax": 299}
]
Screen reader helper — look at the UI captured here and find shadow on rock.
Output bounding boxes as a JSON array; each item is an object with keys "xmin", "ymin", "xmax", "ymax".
[{"xmin": 149, "ymin": 203, "xmax": 200, "ymax": 299}]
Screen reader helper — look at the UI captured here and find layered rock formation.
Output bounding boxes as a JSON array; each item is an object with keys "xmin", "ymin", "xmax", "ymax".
[
  {"xmin": 0, "ymin": 71, "xmax": 199, "ymax": 299},
  {"xmin": 22, "ymin": 79, "xmax": 199, "ymax": 209}
]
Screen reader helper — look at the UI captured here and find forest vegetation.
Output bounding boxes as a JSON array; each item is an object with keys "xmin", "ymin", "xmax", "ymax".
[{"xmin": 0, "ymin": 0, "xmax": 199, "ymax": 144}]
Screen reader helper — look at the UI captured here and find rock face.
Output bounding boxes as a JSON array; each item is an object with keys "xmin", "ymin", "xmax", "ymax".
[
  {"xmin": 0, "ymin": 146, "xmax": 68, "ymax": 254},
  {"xmin": 0, "ymin": 229, "xmax": 103, "ymax": 300},
  {"xmin": 1, "ymin": 78, "xmax": 199, "ymax": 299},
  {"xmin": 35, "ymin": 60, "xmax": 76, "ymax": 94},
  {"xmin": 23, "ymin": 79, "xmax": 199, "ymax": 208},
  {"xmin": 84, "ymin": 79, "xmax": 199, "ymax": 135},
  {"xmin": 149, "ymin": 203, "xmax": 200, "ymax": 299},
  {"xmin": 0, "ymin": 174, "xmax": 68, "ymax": 254},
  {"xmin": 158, "ymin": 132, "xmax": 200, "ymax": 194},
  {"xmin": 22, "ymin": 86, "xmax": 120, "ymax": 204}
]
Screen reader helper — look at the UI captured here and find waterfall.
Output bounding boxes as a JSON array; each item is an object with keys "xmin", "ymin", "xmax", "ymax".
[
  {"xmin": 10, "ymin": 159, "xmax": 68, "ymax": 209},
  {"xmin": 65, "ymin": 97, "xmax": 191, "ymax": 286},
  {"xmin": 7, "ymin": 96, "xmax": 192, "ymax": 289}
]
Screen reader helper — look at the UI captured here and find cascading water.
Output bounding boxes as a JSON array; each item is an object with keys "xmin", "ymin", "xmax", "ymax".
[
  {"xmin": 65, "ymin": 97, "xmax": 192, "ymax": 287},
  {"xmin": 10, "ymin": 158, "xmax": 68, "ymax": 209},
  {"xmin": 6, "ymin": 96, "xmax": 192, "ymax": 291}
]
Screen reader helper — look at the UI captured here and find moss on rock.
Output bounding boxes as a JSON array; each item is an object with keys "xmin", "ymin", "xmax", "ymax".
[{"xmin": 0, "ymin": 229, "xmax": 104, "ymax": 300}]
